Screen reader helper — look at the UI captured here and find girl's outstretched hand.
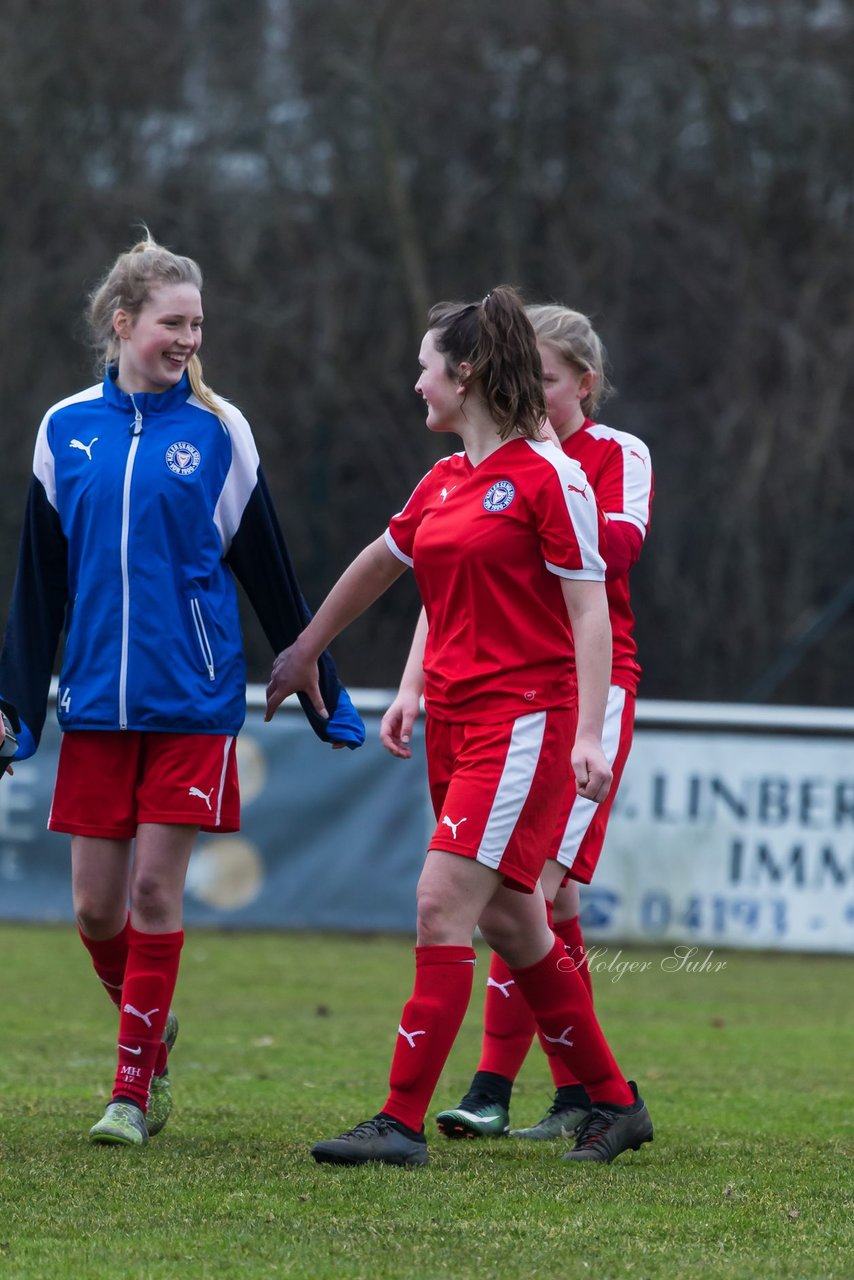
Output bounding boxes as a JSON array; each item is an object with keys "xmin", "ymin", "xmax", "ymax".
[{"xmin": 265, "ymin": 639, "xmax": 327, "ymax": 722}]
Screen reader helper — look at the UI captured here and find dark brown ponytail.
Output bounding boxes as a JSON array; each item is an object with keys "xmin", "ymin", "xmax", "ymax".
[{"xmin": 428, "ymin": 285, "xmax": 546, "ymax": 439}]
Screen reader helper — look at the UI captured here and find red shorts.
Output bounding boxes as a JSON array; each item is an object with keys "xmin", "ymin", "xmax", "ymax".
[
  {"xmin": 426, "ymin": 708, "xmax": 575, "ymax": 893},
  {"xmin": 49, "ymin": 730, "xmax": 240, "ymax": 839},
  {"xmin": 551, "ymin": 686, "xmax": 635, "ymax": 884}
]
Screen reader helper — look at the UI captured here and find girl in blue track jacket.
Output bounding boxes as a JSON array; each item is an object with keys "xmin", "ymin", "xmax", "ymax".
[{"xmin": 0, "ymin": 232, "xmax": 364, "ymax": 1147}]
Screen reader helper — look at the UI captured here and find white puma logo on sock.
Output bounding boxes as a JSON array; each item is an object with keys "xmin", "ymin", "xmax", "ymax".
[
  {"xmin": 542, "ymin": 1025, "xmax": 574, "ymax": 1047},
  {"xmin": 398, "ymin": 1024, "xmax": 426, "ymax": 1049},
  {"xmin": 487, "ymin": 976, "xmax": 515, "ymax": 999},
  {"xmin": 123, "ymin": 1004, "xmax": 159, "ymax": 1028}
]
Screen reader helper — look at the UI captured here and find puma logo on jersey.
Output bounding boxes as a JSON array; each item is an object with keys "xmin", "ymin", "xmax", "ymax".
[
  {"xmin": 542, "ymin": 1025, "xmax": 575, "ymax": 1047},
  {"xmin": 629, "ymin": 449, "xmax": 648, "ymax": 467},
  {"xmin": 567, "ymin": 483, "xmax": 589, "ymax": 501},
  {"xmin": 439, "ymin": 485, "xmax": 457, "ymax": 503},
  {"xmin": 189, "ymin": 785, "xmax": 214, "ymax": 810},
  {"xmin": 398, "ymin": 1024, "xmax": 427, "ymax": 1049},
  {"xmin": 442, "ymin": 815, "xmax": 467, "ymax": 839},
  {"xmin": 487, "ymin": 976, "xmax": 515, "ymax": 999},
  {"xmin": 123, "ymin": 1004, "xmax": 159, "ymax": 1028},
  {"xmin": 70, "ymin": 437, "xmax": 98, "ymax": 460}
]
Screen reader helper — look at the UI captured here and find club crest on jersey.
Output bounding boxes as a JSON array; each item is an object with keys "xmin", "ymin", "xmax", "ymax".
[
  {"xmin": 482, "ymin": 480, "xmax": 516, "ymax": 513},
  {"xmin": 165, "ymin": 441, "xmax": 201, "ymax": 476}
]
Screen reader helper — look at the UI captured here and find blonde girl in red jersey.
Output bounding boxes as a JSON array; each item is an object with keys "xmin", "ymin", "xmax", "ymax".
[
  {"xmin": 385, "ymin": 305, "xmax": 654, "ymax": 1143},
  {"xmin": 266, "ymin": 287, "xmax": 653, "ymax": 1167}
]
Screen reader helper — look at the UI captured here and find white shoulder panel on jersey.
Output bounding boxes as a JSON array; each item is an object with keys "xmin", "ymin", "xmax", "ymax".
[
  {"xmin": 524, "ymin": 439, "xmax": 606, "ymax": 580},
  {"xmin": 585, "ymin": 422, "xmax": 652, "ymax": 536},
  {"xmin": 34, "ymin": 383, "xmax": 103, "ymax": 510},
  {"xmin": 204, "ymin": 396, "xmax": 261, "ymax": 553},
  {"xmin": 585, "ymin": 422, "xmax": 650, "ymax": 458}
]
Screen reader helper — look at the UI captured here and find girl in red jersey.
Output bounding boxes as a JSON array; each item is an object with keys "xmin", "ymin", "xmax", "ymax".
[
  {"xmin": 385, "ymin": 304, "xmax": 654, "ymax": 1144},
  {"xmin": 266, "ymin": 287, "xmax": 653, "ymax": 1167}
]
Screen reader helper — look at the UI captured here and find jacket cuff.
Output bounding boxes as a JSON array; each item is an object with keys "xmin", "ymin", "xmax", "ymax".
[
  {"xmin": 322, "ymin": 687, "xmax": 366, "ymax": 749},
  {"xmin": 13, "ymin": 720, "xmax": 37, "ymax": 760}
]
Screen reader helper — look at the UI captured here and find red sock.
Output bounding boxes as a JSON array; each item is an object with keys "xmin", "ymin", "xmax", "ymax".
[
  {"xmin": 114, "ymin": 926, "xmax": 184, "ymax": 1111},
  {"xmin": 510, "ymin": 937, "xmax": 632, "ymax": 1106},
  {"xmin": 543, "ymin": 915, "xmax": 593, "ymax": 1089},
  {"xmin": 475, "ymin": 950, "xmax": 537, "ymax": 1081},
  {"xmin": 555, "ymin": 915, "xmax": 593, "ymax": 999},
  {"xmin": 78, "ymin": 916, "xmax": 130, "ymax": 1009},
  {"xmin": 382, "ymin": 945, "xmax": 476, "ymax": 1132}
]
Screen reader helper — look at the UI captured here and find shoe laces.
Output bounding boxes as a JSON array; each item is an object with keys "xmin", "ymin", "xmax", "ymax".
[
  {"xmin": 546, "ymin": 1095, "xmax": 590, "ymax": 1120},
  {"xmin": 572, "ymin": 1107, "xmax": 615, "ymax": 1151},
  {"xmin": 341, "ymin": 1117, "xmax": 392, "ymax": 1141},
  {"xmin": 111, "ymin": 1102, "xmax": 140, "ymax": 1118}
]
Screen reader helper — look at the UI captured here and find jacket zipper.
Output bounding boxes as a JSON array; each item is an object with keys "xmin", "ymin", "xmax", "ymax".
[
  {"xmin": 190, "ymin": 598, "xmax": 216, "ymax": 681},
  {"xmin": 119, "ymin": 401, "xmax": 143, "ymax": 728}
]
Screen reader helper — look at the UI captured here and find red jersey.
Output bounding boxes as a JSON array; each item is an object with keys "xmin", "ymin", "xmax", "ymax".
[
  {"xmin": 385, "ymin": 437, "xmax": 606, "ymax": 724},
  {"xmin": 563, "ymin": 421, "xmax": 653, "ymax": 694}
]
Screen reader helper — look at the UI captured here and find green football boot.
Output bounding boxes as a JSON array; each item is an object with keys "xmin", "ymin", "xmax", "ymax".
[
  {"xmin": 510, "ymin": 1092, "xmax": 591, "ymax": 1140},
  {"xmin": 146, "ymin": 1009, "xmax": 179, "ymax": 1137},
  {"xmin": 436, "ymin": 1093, "xmax": 510, "ymax": 1139},
  {"xmin": 89, "ymin": 1101, "xmax": 148, "ymax": 1146}
]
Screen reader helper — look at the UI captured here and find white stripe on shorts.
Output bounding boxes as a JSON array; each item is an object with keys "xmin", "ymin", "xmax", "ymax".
[
  {"xmin": 476, "ymin": 711, "xmax": 547, "ymax": 871},
  {"xmin": 555, "ymin": 685, "xmax": 626, "ymax": 869},
  {"xmin": 214, "ymin": 736, "xmax": 235, "ymax": 828}
]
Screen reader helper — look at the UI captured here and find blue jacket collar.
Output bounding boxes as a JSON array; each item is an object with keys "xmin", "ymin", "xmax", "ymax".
[{"xmin": 103, "ymin": 368, "xmax": 192, "ymax": 415}]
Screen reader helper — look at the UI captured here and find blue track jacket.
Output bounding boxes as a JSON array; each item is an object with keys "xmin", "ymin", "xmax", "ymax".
[{"xmin": 0, "ymin": 371, "xmax": 365, "ymax": 756}]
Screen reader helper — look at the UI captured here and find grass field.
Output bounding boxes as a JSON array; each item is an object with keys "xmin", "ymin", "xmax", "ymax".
[{"xmin": 1, "ymin": 924, "xmax": 852, "ymax": 1280}]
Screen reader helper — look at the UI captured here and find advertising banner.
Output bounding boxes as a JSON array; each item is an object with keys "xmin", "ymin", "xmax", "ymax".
[
  {"xmin": 1, "ymin": 695, "xmax": 852, "ymax": 952},
  {"xmin": 583, "ymin": 724, "xmax": 854, "ymax": 953}
]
